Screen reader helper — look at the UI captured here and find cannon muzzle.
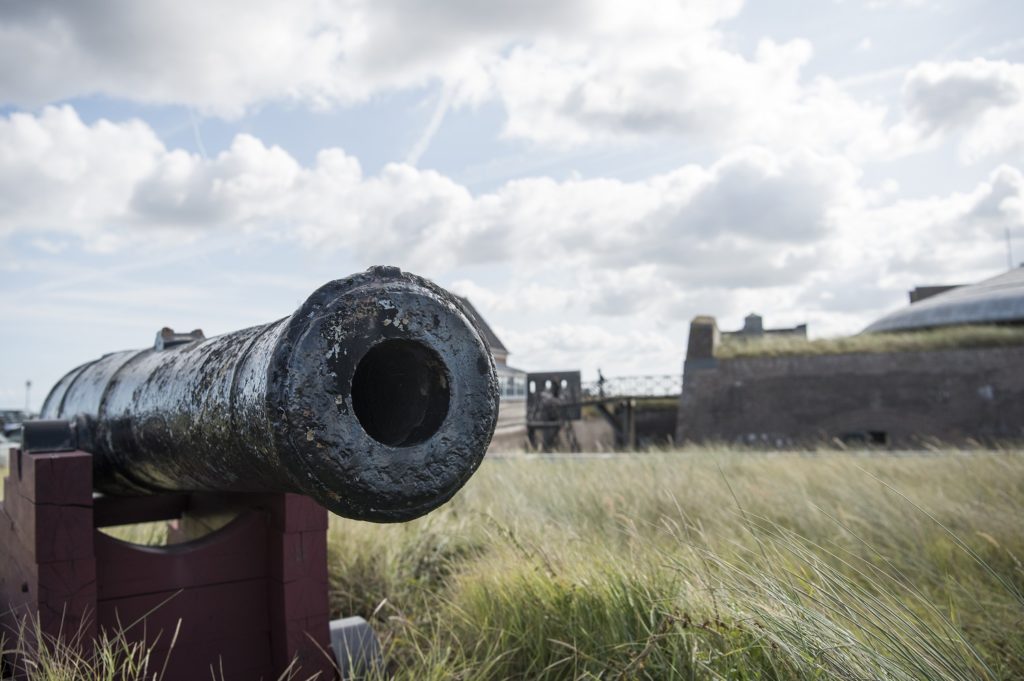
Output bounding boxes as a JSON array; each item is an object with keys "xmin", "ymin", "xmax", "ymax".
[{"xmin": 39, "ymin": 266, "xmax": 499, "ymax": 522}]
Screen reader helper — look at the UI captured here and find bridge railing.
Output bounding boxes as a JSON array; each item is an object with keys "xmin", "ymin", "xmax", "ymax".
[{"xmin": 580, "ymin": 374, "xmax": 682, "ymax": 399}]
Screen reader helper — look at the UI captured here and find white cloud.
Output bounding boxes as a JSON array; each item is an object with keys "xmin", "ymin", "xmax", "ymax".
[
  {"xmin": 2, "ymin": 106, "xmax": 1020, "ymax": 343},
  {"xmin": 0, "ymin": 0, "xmax": 894, "ymax": 161},
  {"xmin": 9, "ymin": 0, "xmax": 1020, "ymax": 176},
  {"xmin": 4, "ymin": 1, "xmax": 1022, "ymax": 402},
  {"xmin": 440, "ymin": 161, "xmax": 1024, "ymax": 338},
  {"xmin": 499, "ymin": 323, "xmax": 681, "ymax": 376},
  {"xmin": 29, "ymin": 238, "xmax": 69, "ymax": 255},
  {"xmin": 493, "ymin": 31, "xmax": 893, "ymax": 157},
  {"xmin": 803, "ymin": 164, "xmax": 1024, "ymax": 335},
  {"xmin": 902, "ymin": 59, "xmax": 1024, "ymax": 162},
  {"xmin": 449, "ymin": 279, "xmax": 577, "ymax": 315},
  {"xmin": 3, "ymin": 3, "xmax": 365, "ymax": 115},
  {"xmin": 0, "ymin": 106, "xmax": 164, "ymax": 249},
  {"xmin": 4, "ymin": 0, "xmax": 1021, "ymax": 175},
  {"xmin": 864, "ymin": 0, "xmax": 931, "ymax": 7},
  {"xmin": 0, "ymin": 0, "xmax": 735, "ymax": 117}
]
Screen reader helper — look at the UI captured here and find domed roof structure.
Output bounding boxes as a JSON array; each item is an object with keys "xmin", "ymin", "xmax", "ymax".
[{"xmin": 864, "ymin": 267, "xmax": 1024, "ymax": 333}]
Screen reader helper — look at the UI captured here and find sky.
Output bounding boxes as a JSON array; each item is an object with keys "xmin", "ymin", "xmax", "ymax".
[{"xmin": 1, "ymin": 0, "xmax": 1023, "ymax": 411}]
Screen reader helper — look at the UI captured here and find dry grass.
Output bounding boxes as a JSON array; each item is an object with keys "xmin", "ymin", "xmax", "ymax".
[
  {"xmin": 3, "ymin": 449, "xmax": 1023, "ymax": 679},
  {"xmin": 327, "ymin": 449, "xmax": 1024, "ymax": 680},
  {"xmin": 716, "ymin": 324, "xmax": 1024, "ymax": 359},
  {"xmin": 1, "ymin": 615, "xmax": 176, "ymax": 681}
]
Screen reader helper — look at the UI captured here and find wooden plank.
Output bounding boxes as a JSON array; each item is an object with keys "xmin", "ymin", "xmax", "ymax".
[
  {"xmin": 4, "ymin": 469, "xmax": 336, "ymax": 681},
  {"xmin": 271, "ymin": 576, "xmax": 330, "ymax": 623},
  {"xmin": 0, "ymin": 503, "xmax": 37, "ymax": 642},
  {"xmin": 2, "ymin": 481, "xmax": 31, "ymax": 550},
  {"xmin": 267, "ymin": 529, "xmax": 329, "ymax": 583},
  {"xmin": 0, "ymin": 499, "xmax": 98, "ymax": 656},
  {"xmin": 151, "ymin": 630, "xmax": 274, "ymax": 681},
  {"xmin": 270, "ymin": 614, "xmax": 330, "ymax": 676},
  {"xmin": 259, "ymin": 493, "xmax": 329, "ymax": 533},
  {"xmin": 95, "ymin": 511, "xmax": 268, "ymax": 600},
  {"xmin": 33, "ymin": 504, "xmax": 95, "ymax": 564},
  {"xmin": 93, "ymin": 494, "xmax": 190, "ymax": 528},
  {"xmin": 3, "ymin": 477, "xmax": 17, "ymax": 510},
  {"xmin": 6, "ymin": 502, "xmax": 94, "ymax": 565},
  {"xmin": 2, "ymin": 487, "xmax": 93, "ymax": 567},
  {"xmin": 36, "ymin": 595, "xmax": 97, "ymax": 651},
  {"xmin": 280, "ymin": 614, "xmax": 333, "ymax": 679},
  {"xmin": 35, "ymin": 557, "xmax": 97, "ymax": 626},
  {"xmin": 2, "ymin": 452, "xmax": 94, "ymax": 567},
  {"xmin": 19, "ymin": 451, "xmax": 93, "ymax": 506},
  {"xmin": 97, "ymin": 579, "xmax": 269, "ymax": 648}
]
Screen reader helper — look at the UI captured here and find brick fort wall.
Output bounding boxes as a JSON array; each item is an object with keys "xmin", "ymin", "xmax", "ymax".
[{"xmin": 676, "ymin": 318, "xmax": 1024, "ymax": 446}]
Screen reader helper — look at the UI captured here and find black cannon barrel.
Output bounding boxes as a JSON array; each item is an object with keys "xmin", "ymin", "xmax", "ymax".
[{"xmin": 40, "ymin": 266, "xmax": 499, "ymax": 522}]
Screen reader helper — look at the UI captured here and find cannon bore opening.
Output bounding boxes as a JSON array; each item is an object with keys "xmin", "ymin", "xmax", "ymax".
[{"xmin": 351, "ymin": 339, "xmax": 451, "ymax": 447}]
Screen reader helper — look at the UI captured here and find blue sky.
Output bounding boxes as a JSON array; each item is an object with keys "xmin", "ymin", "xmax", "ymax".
[{"xmin": 1, "ymin": 0, "xmax": 1022, "ymax": 410}]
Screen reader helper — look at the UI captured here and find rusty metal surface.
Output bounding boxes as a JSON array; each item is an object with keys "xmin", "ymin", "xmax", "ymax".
[{"xmin": 40, "ymin": 266, "xmax": 499, "ymax": 522}]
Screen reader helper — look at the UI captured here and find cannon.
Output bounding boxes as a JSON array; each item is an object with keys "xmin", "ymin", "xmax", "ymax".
[
  {"xmin": 37, "ymin": 266, "xmax": 499, "ymax": 522},
  {"xmin": 0, "ymin": 266, "xmax": 498, "ymax": 679}
]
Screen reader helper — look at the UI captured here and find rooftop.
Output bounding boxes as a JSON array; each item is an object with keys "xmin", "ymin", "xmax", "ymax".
[
  {"xmin": 865, "ymin": 267, "xmax": 1024, "ymax": 333},
  {"xmin": 456, "ymin": 296, "xmax": 509, "ymax": 356}
]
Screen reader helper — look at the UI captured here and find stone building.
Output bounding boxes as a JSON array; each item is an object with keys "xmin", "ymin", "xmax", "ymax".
[
  {"xmin": 720, "ymin": 313, "xmax": 806, "ymax": 344},
  {"xmin": 676, "ymin": 267, "xmax": 1024, "ymax": 446}
]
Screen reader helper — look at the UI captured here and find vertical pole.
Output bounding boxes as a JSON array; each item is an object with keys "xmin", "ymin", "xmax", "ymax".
[{"xmin": 622, "ymin": 399, "xmax": 630, "ymax": 450}]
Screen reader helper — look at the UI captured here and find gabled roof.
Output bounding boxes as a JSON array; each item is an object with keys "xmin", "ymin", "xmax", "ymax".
[
  {"xmin": 865, "ymin": 267, "xmax": 1024, "ymax": 333},
  {"xmin": 456, "ymin": 296, "xmax": 509, "ymax": 355}
]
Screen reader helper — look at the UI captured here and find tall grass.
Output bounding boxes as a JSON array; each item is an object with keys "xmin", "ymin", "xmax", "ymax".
[
  {"xmin": 1, "ymin": 615, "xmax": 177, "ymax": 681},
  {"xmin": 3, "ymin": 451, "xmax": 1023, "ymax": 679},
  {"xmin": 0, "ymin": 613, "xmax": 327, "ymax": 680},
  {"xmin": 716, "ymin": 324, "xmax": 1024, "ymax": 358},
  {"xmin": 328, "ymin": 450, "xmax": 1024, "ymax": 679}
]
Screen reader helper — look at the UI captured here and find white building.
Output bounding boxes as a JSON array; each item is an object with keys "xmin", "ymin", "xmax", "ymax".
[{"xmin": 456, "ymin": 298, "xmax": 527, "ymax": 448}]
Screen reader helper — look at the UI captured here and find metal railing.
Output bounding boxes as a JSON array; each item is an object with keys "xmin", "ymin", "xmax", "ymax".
[{"xmin": 580, "ymin": 374, "xmax": 682, "ymax": 399}]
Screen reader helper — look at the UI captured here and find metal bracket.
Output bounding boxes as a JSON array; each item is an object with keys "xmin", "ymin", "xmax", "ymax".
[{"xmin": 154, "ymin": 327, "xmax": 205, "ymax": 350}]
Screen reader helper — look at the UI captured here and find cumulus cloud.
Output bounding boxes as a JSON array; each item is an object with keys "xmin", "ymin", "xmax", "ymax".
[
  {"xmin": 437, "ymin": 161, "xmax": 1024, "ymax": 338},
  {"xmin": 0, "ymin": 0, "xmax": 493, "ymax": 115},
  {"xmin": 902, "ymin": 59, "xmax": 1024, "ymax": 162},
  {"xmin": 4, "ymin": 0, "xmax": 1021, "ymax": 174},
  {"xmin": 1, "ymin": 107, "xmax": 849, "ymax": 272},
  {"xmin": 493, "ymin": 32, "xmax": 891, "ymax": 155},
  {"xmin": 0, "ymin": 106, "xmax": 164, "ymax": 249},
  {"xmin": 5, "ymin": 0, "xmax": 1022, "ymax": 401},
  {"xmin": 864, "ymin": 0, "xmax": 931, "ymax": 7},
  {"xmin": 498, "ymin": 323, "xmax": 682, "ymax": 377},
  {"xmin": 811, "ymin": 164, "xmax": 1024, "ymax": 329},
  {"xmin": 448, "ymin": 279, "xmax": 578, "ymax": 315},
  {"xmin": 0, "ymin": 0, "xmax": 896, "ymax": 160},
  {"xmin": 0, "ymin": 0, "xmax": 729, "ymax": 116},
  {"xmin": 2, "ymin": 106, "xmax": 1019, "ymax": 342}
]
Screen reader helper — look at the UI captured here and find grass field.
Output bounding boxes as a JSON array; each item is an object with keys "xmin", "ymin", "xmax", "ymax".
[{"xmin": 3, "ymin": 449, "xmax": 1023, "ymax": 680}]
